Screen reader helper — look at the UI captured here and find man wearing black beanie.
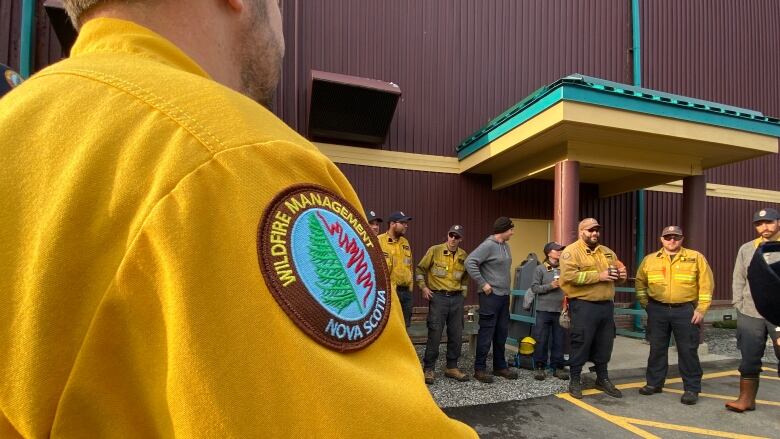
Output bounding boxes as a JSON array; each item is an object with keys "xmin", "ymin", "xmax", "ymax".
[{"xmin": 465, "ymin": 216, "xmax": 519, "ymax": 383}]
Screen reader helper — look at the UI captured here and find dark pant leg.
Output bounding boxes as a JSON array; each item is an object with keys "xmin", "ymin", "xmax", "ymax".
[
  {"xmin": 645, "ymin": 301, "xmax": 672, "ymax": 388},
  {"xmin": 737, "ymin": 310, "xmax": 769, "ymax": 377},
  {"xmin": 533, "ymin": 311, "xmax": 553, "ymax": 366},
  {"xmin": 671, "ymin": 303, "xmax": 703, "ymax": 392},
  {"xmin": 423, "ymin": 294, "xmax": 446, "ymax": 369},
  {"xmin": 590, "ymin": 301, "xmax": 615, "ymax": 380},
  {"xmin": 568, "ymin": 300, "xmax": 598, "ymax": 380},
  {"xmin": 475, "ymin": 292, "xmax": 497, "ymax": 371},
  {"xmin": 550, "ymin": 313, "xmax": 566, "ymax": 369},
  {"xmin": 397, "ymin": 287, "xmax": 413, "ymax": 328},
  {"xmin": 445, "ymin": 294, "xmax": 465, "ymax": 368},
  {"xmin": 492, "ymin": 295, "xmax": 510, "ymax": 370}
]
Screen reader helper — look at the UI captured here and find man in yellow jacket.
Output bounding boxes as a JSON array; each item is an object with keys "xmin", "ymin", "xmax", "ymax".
[
  {"xmin": 379, "ymin": 211, "xmax": 415, "ymax": 327},
  {"xmin": 0, "ymin": 1, "xmax": 476, "ymax": 437},
  {"xmin": 416, "ymin": 225, "xmax": 470, "ymax": 384},
  {"xmin": 559, "ymin": 218, "xmax": 627, "ymax": 399},
  {"xmin": 635, "ymin": 226, "xmax": 714, "ymax": 406}
]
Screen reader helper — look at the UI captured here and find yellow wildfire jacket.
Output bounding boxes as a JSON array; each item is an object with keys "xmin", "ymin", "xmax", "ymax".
[
  {"xmin": 0, "ymin": 18, "xmax": 474, "ymax": 438},
  {"xmin": 378, "ymin": 233, "xmax": 414, "ymax": 288},
  {"xmin": 415, "ymin": 243, "xmax": 469, "ymax": 294},
  {"xmin": 636, "ymin": 247, "xmax": 715, "ymax": 314},
  {"xmin": 559, "ymin": 239, "xmax": 624, "ymax": 301}
]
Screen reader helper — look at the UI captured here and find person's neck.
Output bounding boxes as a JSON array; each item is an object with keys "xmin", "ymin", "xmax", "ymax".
[
  {"xmin": 82, "ymin": 3, "xmax": 242, "ymax": 92},
  {"xmin": 388, "ymin": 230, "xmax": 400, "ymax": 240},
  {"xmin": 492, "ymin": 233, "xmax": 505, "ymax": 243},
  {"xmin": 446, "ymin": 243, "xmax": 458, "ymax": 252},
  {"xmin": 547, "ymin": 258, "xmax": 559, "ymax": 267},
  {"xmin": 664, "ymin": 248, "xmax": 680, "ymax": 257}
]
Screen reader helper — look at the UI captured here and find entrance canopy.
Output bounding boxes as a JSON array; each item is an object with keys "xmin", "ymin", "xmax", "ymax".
[{"xmin": 456, "ymin": 75, "xmax": 780, "ymax": 197}]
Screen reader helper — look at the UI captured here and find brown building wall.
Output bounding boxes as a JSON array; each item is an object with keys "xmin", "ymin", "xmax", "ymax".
[
  {"xmin": 278, "ymin": 0, "xmax": 632, "ymax": 156},
  {"xmin": 1, "ymin": 0, "xmax": 65, "ymax": 72},
  {"xmin": 641, "ymin": 0, "xmax": 780, "ymax": 191}
]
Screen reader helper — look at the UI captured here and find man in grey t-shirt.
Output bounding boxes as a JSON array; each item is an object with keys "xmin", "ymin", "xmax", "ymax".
[
  {"xmin": 726, "ymin": 207, "xmax": 780, "ymax": 413},
  {"xmin": 465, "ymin": 216, "xmax": 519, "ymax": 383}
]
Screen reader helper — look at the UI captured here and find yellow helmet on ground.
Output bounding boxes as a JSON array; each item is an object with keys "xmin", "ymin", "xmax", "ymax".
[{"xmin": 519, "ymin": 336, "xmax": 536, "ymax": 355}]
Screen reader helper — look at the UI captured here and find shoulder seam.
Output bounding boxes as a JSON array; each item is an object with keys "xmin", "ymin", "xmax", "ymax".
[{"xmin": 33, "ymin": 68, "xmax": 225, "ymax": 155}]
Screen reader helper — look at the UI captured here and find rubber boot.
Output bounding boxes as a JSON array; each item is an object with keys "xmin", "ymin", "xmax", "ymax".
[{"xmin": 725, "ymin": 377, "xmax": 759, "ymax": 412}]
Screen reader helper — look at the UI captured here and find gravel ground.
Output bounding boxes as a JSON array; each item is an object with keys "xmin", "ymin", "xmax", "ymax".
[
  {"xmin": 703, "ymin": 327, "xmax": 779, "ymax": 363},
  {"xmin": 417, "ymin": 327, "xmax": 780, "ymax": 408}
]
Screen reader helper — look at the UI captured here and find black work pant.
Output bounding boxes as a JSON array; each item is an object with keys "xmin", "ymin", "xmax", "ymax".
[
  {"xmin": 568, "ymin": 299, "xmax": 614, "ymax": 381},
  {"xmin": 736, "ymin": 310, "xmax": 780, "ymax": 377},
  {"xmin": 423, "ymin": 292, "xmax": 465, "ymax": 370},
  {"xmin": 532, "ymin": 310, "xmax": 566, "ymax": 369},
  {"xmin": 475, "ymin": 293, "xmax": 510, "ymax": 371},
  {"xmin": 645, "ymin": 300, "xmax": 702, "ymax": 392},
  {"xmin": 397, "ymin": 286, "xmax": 413, "ymax": 328}
]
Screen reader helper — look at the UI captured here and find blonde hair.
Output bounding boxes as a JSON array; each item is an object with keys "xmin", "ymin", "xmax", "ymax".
[{"xmin": 62, "ymin": 0, "xmax": 103, "ymax": 27}]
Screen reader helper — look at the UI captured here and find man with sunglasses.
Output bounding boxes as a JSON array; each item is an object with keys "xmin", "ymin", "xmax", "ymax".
[
  {"xmin": 559, "ymin": 218, "xmax": 627, "ymax": 399},
  {"xmin": 635, "ymin": 226, "xmax": 714, "ymax": 405},
  {"xmin": 726, "ymin": 207, "xmax": 780, "ymax": 412},
  {"xmin": 416, "ymin": 225, "xmax": 470, "ymax": 384}
]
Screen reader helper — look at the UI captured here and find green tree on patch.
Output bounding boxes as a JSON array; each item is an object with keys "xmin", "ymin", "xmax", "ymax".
[{"xmin": 308, "ymin": 214, "xmax": 362, "ymax": 313}]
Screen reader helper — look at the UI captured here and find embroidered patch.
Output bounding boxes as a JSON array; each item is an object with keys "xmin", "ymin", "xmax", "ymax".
[
  {"xmin": 562, "ymin": 252, "xmax": 571, "ymax": 260},
  {"xmin": 759, "ymin": 209, "xmax": 767, "ymax": 217},
  {"xmin": 257, "ymin": 185, "xmax": 391, "ymax": 352}
]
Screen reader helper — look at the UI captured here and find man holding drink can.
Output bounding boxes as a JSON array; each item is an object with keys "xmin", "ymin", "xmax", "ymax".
[{"xmin": 559, "ymin": 218, "xmax": 627, "ymax": 399}]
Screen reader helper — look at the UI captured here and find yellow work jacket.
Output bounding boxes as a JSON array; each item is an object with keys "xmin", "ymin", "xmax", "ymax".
[
  {"xmin": 635, "ymin": 247, "xmax": 714, "ymax": 314},
  {"xmin": 378, "ymin": 233, "xmax": 414, "ymax": 288},
  {"xmin": 559, "ymin": 239, "xmax": 623, "ymax": 301},
  {"xmin": 415, "ymin": 243, "xmax": 469, "ymax": 295},
  {"xmin": 0, "ymin": 18, "xmax": 475, "ymax": 438}
]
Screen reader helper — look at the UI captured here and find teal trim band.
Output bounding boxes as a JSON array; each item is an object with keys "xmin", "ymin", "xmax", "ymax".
[
  {"xmin": 20, "ymin": 0, "xmax": 35, "ymax": 78},
  {"xmin": 457, "ymin": 88, "xmax": 563, "ymax": 160},
  {"xmin": 562, "ymin": 87, "xmax": 780, "ymax": 137},
  {"xmin": 456, "ymin": 74, "xmax": 780, "ymax": 160},
  {"xmin": 631, "ymin": 0, "xmax": 641, "ymax": 87}
]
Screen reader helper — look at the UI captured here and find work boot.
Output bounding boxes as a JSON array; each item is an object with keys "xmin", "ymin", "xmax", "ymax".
[
  {"xmin": 423, "ymin": 369, "xmax": 435, "ymax": 385},
  {"xmin": 681, "ymin": 391, "xmax": 698, "ymax": 405},
  {"xmin": 595, "ymin": 378, "xmax": 623, "ymax": 398},
  {"xmin": 638, "ymin": 385, "xmax": 662, "ymax": 395},
  {"xmin": 725, "ymin": 377, "xmax": 759, "ymax": 412},
  {"xmin": 553, "ymin": 368, "xmax": 570, "ymax": 381},
  {"xmin": 534, "ymin": 364, "xmax": 546, "ymax": 381},
  {"xmin": 474, "ymin": 369, "xmax": 495, "ymax": 383},
  {"xmin": 444, "ymin": 368, "xmax": 469, "ymax": 382},
  {"xmin": 568, "ymin": 379, "xmax": 583, "ymax": 399},
  {"xmin": 492, "ymin": 368, "xmax": 519, "ymax": 380}
]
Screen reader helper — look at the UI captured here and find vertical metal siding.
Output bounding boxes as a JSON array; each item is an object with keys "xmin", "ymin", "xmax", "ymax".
[
  {"xmin": 1, "ymin": 0, "xmax": 22, "ymax": 69},
  {"xmin": 642, "ymin": 0, "xmax": 780, "ymax": 191},
  {"xmin": 279, "ymin": 0, "xmax": 631, "ymax": 156},
  {"xmin": 1, "ymin": 0, "xmax": 65, "ymax": 74}
]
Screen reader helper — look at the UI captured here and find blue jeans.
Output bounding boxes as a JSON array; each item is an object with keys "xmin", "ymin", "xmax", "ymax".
[
  {"xmin": 532, "ymin": 310, "xmax": 565, "ymax": 369},
  {"xmin": 474, "ymin": 293, "xmax": 510, "ymax": 371}
]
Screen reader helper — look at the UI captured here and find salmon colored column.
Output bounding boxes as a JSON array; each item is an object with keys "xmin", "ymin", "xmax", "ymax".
[
  {"xmin": 554, "ymin": 160, "xmax": 580, "ymax": 246},
  {"xmin": 682, "ymin": 175, "xmax": 707, "ymax": 256}
]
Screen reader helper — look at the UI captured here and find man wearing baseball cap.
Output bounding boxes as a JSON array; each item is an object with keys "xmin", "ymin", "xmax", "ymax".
[
  {"xmin": 465, "ymin": 216, "xmax": 519, "ymax": 383},
  {"xmin": 416, "ymin": 225, "xmax": 470, "ymax": 384},
  {"xmin": 559, "ymin": 218, "xmax": 627, "ymax": 399},
  {"xmin": 378, "ymin": 211, "xmax": 415, "ymax": 327},
  {"xmin": 635, "ymin": 226, "xmax": 714, "ymax": 405},
  {"xmin": 727, "ymin": 207, "xmax": 780, "ymax": 412},
  {"xmin": 365, "ymin": 210, "xmax": 383, "ymax": 234}
]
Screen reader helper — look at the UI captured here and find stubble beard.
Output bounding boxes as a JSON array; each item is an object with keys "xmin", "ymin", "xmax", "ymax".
[{"xmin": 239, "ymin": 4, "xmax": 283, "ymax": 108}]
